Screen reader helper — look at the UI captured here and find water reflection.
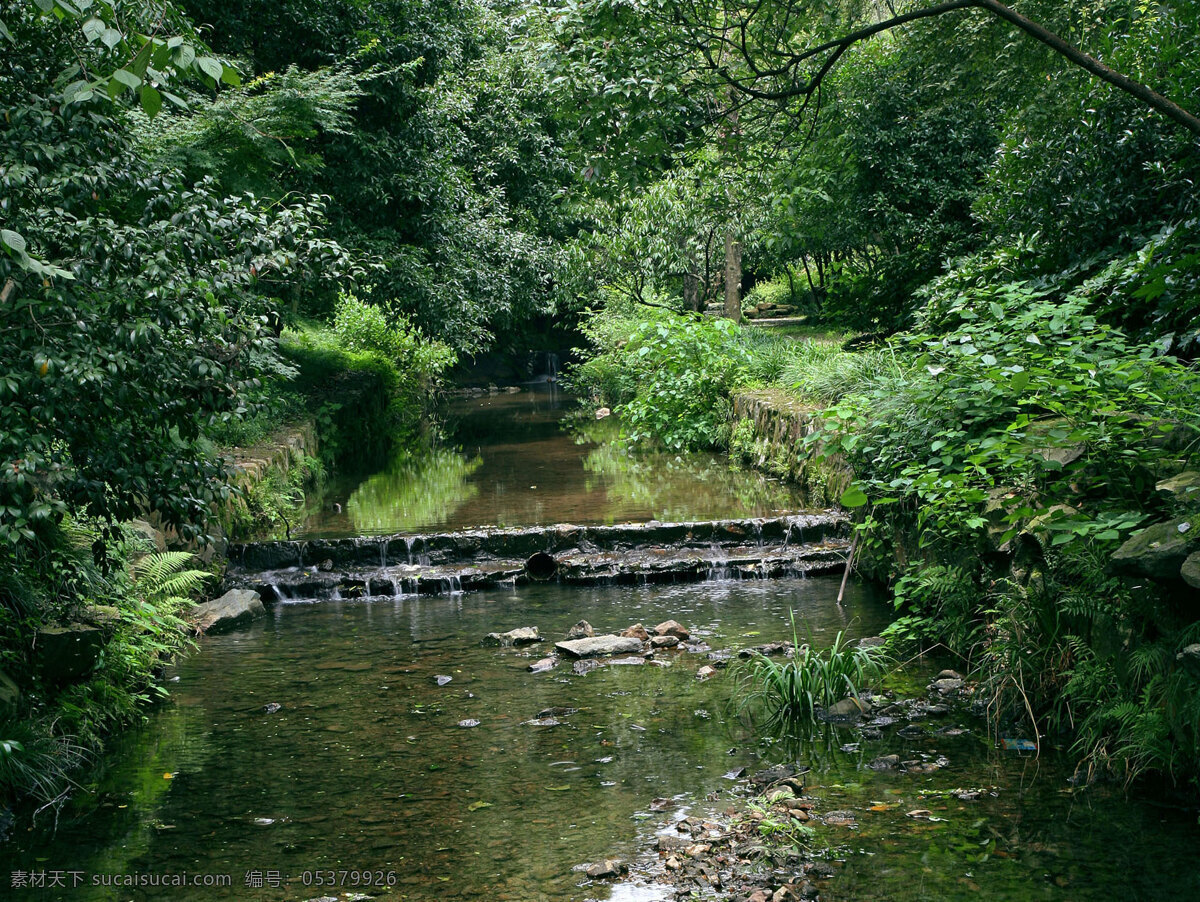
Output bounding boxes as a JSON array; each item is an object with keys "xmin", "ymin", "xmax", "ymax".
[{"xmin": 299, "ymin": 389, "xmax": 805, "ymax": 538}]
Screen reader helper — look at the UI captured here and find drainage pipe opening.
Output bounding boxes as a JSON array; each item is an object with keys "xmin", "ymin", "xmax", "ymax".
[{"xmin": 524, "ymin": 552, "xmax": 558, "ymax": 581}]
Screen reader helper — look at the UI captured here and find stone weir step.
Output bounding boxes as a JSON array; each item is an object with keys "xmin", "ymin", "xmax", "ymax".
[{"xmin": 224, "ymin": 513, "xmax": 850, "ymax": 602}]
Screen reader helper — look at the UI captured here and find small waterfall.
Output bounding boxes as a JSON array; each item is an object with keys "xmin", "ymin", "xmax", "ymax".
[
  {"xmin": 706, "ymin": 543, "xmax": 732, "ymax": 581},
  {"xmin": 753, "ymin": 520, "xmax": 764, "ymax": 547},
  {"xmin": 546, "ymin": 351, "xmax": 560, "ymax": 381},
  {"xmin": 380, "ymin": 541, "xmax": 387, "ymax": 569},
  {"xmin": 404, "ymin": 536, "xmax": 415, "ymax": 565}
]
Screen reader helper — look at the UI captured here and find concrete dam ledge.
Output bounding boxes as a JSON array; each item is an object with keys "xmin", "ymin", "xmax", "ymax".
[
  {"xmin": 225, "ymin": 513, "xmax": 851, "ymax": 602},
  {"xmin": 229, "ymin": 513, "xmax": 848, "ymax": 572}
]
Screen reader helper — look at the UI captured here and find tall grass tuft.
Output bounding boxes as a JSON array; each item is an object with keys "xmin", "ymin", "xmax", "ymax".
[{"xmin": 734, "ymin": 615, "xmax": 889, "ymax": 731}]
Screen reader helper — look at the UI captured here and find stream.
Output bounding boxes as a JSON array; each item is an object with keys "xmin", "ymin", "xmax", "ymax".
[{"xmin": 4, "ymin": 390, "xmax": 1199, "ymax": 901}]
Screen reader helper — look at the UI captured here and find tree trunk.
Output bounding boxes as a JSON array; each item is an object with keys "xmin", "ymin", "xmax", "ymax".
[
  {"xmin": 724, "ymin": 229, "xmax": 742, "ymax": 323},
  {"xmin": 683, "ymin": 270, "xmax": 702, "ymax": 312}
]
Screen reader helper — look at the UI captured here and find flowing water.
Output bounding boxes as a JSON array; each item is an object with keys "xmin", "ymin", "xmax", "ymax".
[
  {"xmin": 6, "ymin": 395, "xmax": 1199, "ymax": 901},
  {"xmin": 297, "ymin": 388, "xmax": 805, "ymax": 538},
  {"xmin": 5, "ymin": 579, "xmax": 1198, "ymax": 901}
]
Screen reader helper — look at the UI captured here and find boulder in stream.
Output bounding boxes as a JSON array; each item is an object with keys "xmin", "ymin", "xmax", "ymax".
[
  {"xmin": 555, "ymin": 635, "xmax": 644, "ymax": 658},
  {"xmin": 528, "ymin": 656, "xmax": 557, "ymax": 673},
  {"xmin": 192, "ymin": 589, "xmax": 265, "ymax": 635},
  {"xmin": 653, "ymin": 619, "xmax": 690, "ymax": 640},
  {"xmin": 584, "ymin": 859, "xmax": 627, "ymax": 879},
  {"xmin": 482, "ymin": 626, "xmax": 542, "ymax": 647},
  {"xmin": 565, "ymin": 620, "xmax": 595, "ymax": 640},
  {"xmin": 621, "ymin": 623, "xmax": 650, "ymax": 641}
]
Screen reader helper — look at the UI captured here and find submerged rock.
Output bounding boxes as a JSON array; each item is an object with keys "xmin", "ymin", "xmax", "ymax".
[
  {"xmin": 696, "ymin": 665, "xmax": 718, "ymax": 681},
  {"xmin": 537, "ymin": 707, "xmax": 578, "ymax": 718},
  {"xmin": 573, "ymin": 659, "xmax": 605, "ymax": 675},
  {"xmin": 482, "ymin": 626, "xmax": 542, "ymax": 647},
  {"xmin": 192, "ymin": 589, "xmax": 265, "ymax": 635},
  {"xmin": 555, "ymin": 635, "xmax": 644, "ymax": 658},
  {"xmin": 435, "ymin": 675, "xmax": 453, "ymax": 686},
  {"xmin": 528, "ymin": 656, "xmax": 557, "ymax": 673}
]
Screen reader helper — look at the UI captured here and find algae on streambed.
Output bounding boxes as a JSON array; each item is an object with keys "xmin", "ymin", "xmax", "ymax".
[{"xmin": 3, "ymin": 578, "xmax": 1197, "ymax": 901}]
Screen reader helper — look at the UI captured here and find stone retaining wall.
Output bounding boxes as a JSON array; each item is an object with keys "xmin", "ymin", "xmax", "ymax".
[{"xmin": 729, "ymin": 388, "xmax": 852, "ymax": 505}]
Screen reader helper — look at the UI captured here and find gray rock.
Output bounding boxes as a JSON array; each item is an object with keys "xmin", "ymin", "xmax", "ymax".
[
  {"xmin": 933, "ymin": 678, "xmax": 964, "ymax": 693},
  {"xmin": 935, "ymin": 669, "xmax": 963, "ymax": 681},
  {"xmin": 858, "ymin": 636, "xmax": 887, "ymax": 649},
  {"xmin": 1111, "ymin": 517, "xmax": 1199, "ymax": 582},
  {"xmin": 1183, "ymin": 551, "xmax": 1200, "ymax": 589},
  {"xmin": 458, "ymin": 719, "xmax": 480, "ymax": 728},
  {"xmin": 125, "ymin": 518, "xmax": 166, "ymax": 552},
  {"xmin": 528, "ymin": 656, "xmax": 557, "ymax": 673},
  {"xmin": 650, "ymin": 635, "xmax": 680, "ymax": 649},
  {"xmin": 435, "ymin": 675, "xmax": 452, "ymax": 686},
  {"xmin": 585, "ymin": 859, "xmax": 627, "ymax": 879},
  {"xmin": 1157, "ymin": 470, "xmax": 1200, "ymax": 500},
  {"xmin": 608, "ymin": 656, "xmax": 645, "ymax": 666},
  {"xmin": 1177, "ymin": 644, "xmax": 1200, "ymax": 676},
  {"xmin": 564, "ymin": 620, "xmax": 594, "ymax": 640},
  {"xmin": 35, "ymin": 623, "xmax": 104, "ymax": 682},
  {"xmin": 696, "ymin": 665, "xmax": 718, "ymax": 681},
  {"xmin": 573, "ymin": 659, "xmax": 604, "ymax": 675},
  {"xmin": 0, "ymin": 670, "xmax": 19, "ymax": 718},
  {"xmin": 653, "ymin": 619, "xmax": 690, "ymax": 640},
  {"xmin": 823, "ymin": 697, "xmax": 866, "ymax": 719},
  {"xmin": 868, "ymin": 754, "xmax": 901, "ymax": 771},
  {"xmin": 555, "ymin": 635, "xmax": 645, "ymax": 658},
  {"xmin": 192, "ymin": 589, "xmax": 265, "ymax": 634},
  {"xmin": 482, "ymin": 626, "xmax": 542, "ymax": 647}
]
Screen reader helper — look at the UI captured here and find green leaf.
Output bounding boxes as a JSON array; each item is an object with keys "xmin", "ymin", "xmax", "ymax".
[
  {"xmin": 101, "ymin": 26, "xmax": 122, "ymax": 49},
  {"xmin": 220, "ymin": 64, "xmax": 242, "ymax": 87},
  {"xmin": 1, "ymin": 229, "xmax": 27, "ymax": 254},
  {"xmin": 1011, "ymin": 371, "xmax": 1030, "ymax": 392},
  {"xmin": 0, "ymin": 19, "xmax": 12, "ymax": 43},
  {"xmin": 112, "ymin": 68, "xmax": 141, "ymax": 90},
  {"xmin": 196, "ymin": 56, "xmax": 222, "ymax": 82},
  {"xmin": 81, "ymin": 16, "xmax": 104, "ymax": 42},
  {"xmin": 840, "ymin": 485, "xmax": 869, "ymax": 509},
  {"xmin": 140, "ymin": 84, "xmax": 162, "ymax": 117}
]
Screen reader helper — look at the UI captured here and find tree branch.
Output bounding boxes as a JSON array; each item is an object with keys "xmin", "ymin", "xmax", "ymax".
[{"xmin": 695, "ymin": 0, "xmax": 1200, "ymax": 137}]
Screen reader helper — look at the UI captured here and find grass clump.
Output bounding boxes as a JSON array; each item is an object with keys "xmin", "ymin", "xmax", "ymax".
[{"xmin": 734, "ymin": 617, "xmax": 889, "ymax": 731}]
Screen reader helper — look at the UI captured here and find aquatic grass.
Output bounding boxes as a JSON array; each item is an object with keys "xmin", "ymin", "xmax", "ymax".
[{"xmin": 734, "ymin": 614, "xmax": 889, "ymax": 730}]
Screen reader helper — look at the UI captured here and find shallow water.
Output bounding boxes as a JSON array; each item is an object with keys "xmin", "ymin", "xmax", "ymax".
[
  {"xmin": 297, "ymin": 388, "xmax": 805, "ymax": 537},
  {"xmin": 2, "ymin": 578, "xmax": 886, "ymax": 901},
  {"xmin": 5, "ymin": 577, "xmax": 1199, "ymax": 901}
]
